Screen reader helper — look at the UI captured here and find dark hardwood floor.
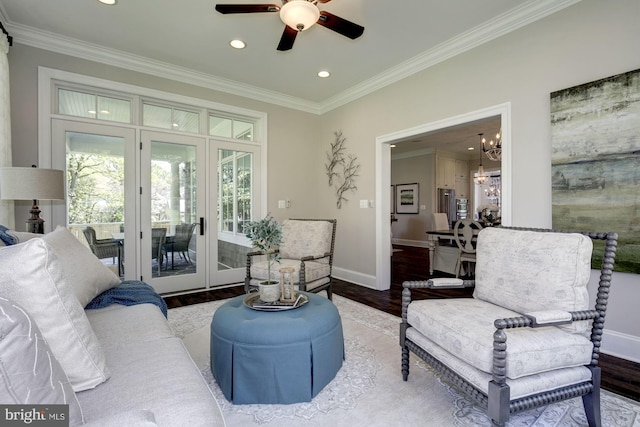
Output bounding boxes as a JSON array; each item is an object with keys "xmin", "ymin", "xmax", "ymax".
[{"xmin": 163, "ymin": 245, "xmax": 640, "ymax": 402}]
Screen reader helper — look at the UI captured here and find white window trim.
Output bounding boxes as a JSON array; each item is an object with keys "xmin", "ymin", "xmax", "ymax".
[{"xmin": 37, "ymin": 66, "xmax": 268, "ymax": 228}]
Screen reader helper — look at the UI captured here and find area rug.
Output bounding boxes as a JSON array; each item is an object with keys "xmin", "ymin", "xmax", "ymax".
[{"xmin": 167, "ymin": 295, "xmax": 640, "ymax": 426}]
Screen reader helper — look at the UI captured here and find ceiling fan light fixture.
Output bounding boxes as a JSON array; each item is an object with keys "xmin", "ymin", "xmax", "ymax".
[
  {"xmin": 229, "ymin": 39, "xmax": 246, "ymax": 49},
  {"xmin": 280, "ymin": 1, "xmax": 320, "ymax": 32}
]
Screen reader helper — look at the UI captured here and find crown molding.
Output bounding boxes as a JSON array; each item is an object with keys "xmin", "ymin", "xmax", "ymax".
[
  {"xmin": 7, "ymin": 22, "xmax": 324, "ymax": 115},
  {"xmin": 317, "ymin": 0, "xmax": 582, "ymax": 113},
  {"xmin": 4, "ymin": 0, "xmax": 580, "ymax": 115}
]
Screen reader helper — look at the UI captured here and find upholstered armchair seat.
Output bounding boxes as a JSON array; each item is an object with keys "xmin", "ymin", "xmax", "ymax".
[
  {"xmin": 245, "ymin": 219, "xmax": 337, "ymax": 299},
  {"xmin": 249, "ymin": 258, "xmax": 331, "ymax": 291},
  {"xmin": 406, "ymin": 298, "xmax": 593, "ymax": 388},
  {"xmin": 400, "ymin": 227, "xmax": 618, "ymax": 427}
]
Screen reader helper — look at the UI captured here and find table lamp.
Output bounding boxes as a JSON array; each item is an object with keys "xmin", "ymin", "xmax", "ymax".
[{"xmin": 0, "ymin": 165, "xmax": 65, "ymax": 234}]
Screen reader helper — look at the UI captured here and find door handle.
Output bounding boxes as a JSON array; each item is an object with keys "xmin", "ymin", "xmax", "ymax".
[{"xmin": 199, "ymin": 217, "xmax": 205, "ymax": 235}]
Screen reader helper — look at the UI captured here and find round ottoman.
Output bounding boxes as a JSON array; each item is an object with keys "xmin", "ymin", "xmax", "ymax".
[{"xmin": 210, "ymin": 292, "xmax": 344, "ymax": 404}]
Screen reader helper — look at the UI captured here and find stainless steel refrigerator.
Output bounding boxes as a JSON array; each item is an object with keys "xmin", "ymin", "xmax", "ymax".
[{"xmin": 437, "ymin": 188, "xmax": 456, "ymax": 228}]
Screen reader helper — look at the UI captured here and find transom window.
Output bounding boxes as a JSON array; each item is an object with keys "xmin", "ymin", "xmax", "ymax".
[
  {"xmin": 143, "ymin": 103, "xmax": 200, "ymax": 134},
  {"xmin": 58, "ymin": 88, "xmax": 131, "ymax": 123},
  {"xmin": 210, "ymin": 114, "xmax": 254, "ymax": 141}
]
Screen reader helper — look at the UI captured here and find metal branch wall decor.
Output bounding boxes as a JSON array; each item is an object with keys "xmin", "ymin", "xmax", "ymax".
[{"xmin": 325, "ymin": 131, "xmax": 360, "ymax": 209}]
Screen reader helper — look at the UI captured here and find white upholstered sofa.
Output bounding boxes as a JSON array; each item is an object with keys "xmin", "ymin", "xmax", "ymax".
[{"xmin": 0, "ymin": 226, "xmax": 225, "ymax": 426}]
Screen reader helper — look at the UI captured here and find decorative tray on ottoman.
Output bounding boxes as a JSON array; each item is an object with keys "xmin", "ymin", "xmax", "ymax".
[{"xmin": 243, "ymin": 293, "xmax": 309, "ymax": 311}]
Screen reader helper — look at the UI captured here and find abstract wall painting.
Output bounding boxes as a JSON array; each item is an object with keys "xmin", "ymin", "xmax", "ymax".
[{"xmin": 551, "ymin": 68, "xmax": 640, "ymax": 273}]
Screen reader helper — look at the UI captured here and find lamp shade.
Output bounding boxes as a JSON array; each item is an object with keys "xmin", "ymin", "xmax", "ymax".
[
  {"xmin": 280, "ymin": 0, "xmax": 320, "ymax": 31},
  {"xmin": 0, "ymin": 167, "xmax": 65, "ymax": 201}
]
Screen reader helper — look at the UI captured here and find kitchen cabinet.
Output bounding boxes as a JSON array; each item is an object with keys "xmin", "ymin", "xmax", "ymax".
[
  {"xmin": 455, "ymin": 159, "xmax": 469, "ymax": 198},
  {"xmin": 436, "ymin": 155, "xmax": 455, "ymax": 189}
]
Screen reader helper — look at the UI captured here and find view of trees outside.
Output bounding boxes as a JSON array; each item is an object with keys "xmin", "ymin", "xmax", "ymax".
[
  {"xmin": 67, "ymin": 152, "xmax": 124, "ymax": 226},
  {"xmin": 67, "ymin": 152, "xmax": 185, "ymax": 227},
  {"xmin": 218, "ymin": 150, "xmax": 252, "ymax": 234}
]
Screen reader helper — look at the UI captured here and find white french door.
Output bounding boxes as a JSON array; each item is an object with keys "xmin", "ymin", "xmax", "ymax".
[
  {"xmin": 140, "ymin": 130, "xmax": 206, "ymax": 293},
  {"xmin": 210, "ymin": 140, "xmax": 262, "ymax": 286},
  {"xmin": 51, "ymin": 119, "xmax": 138, "ymax": 279},
  {"xmin": 52, "ymin": 122, "xmax": 261, "ymax": 294}
]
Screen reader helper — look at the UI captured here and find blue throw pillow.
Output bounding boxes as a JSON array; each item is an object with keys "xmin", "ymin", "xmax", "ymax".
[{"xmin": 0, "ymin": 225, "xmax": 16, "ymax": 246}]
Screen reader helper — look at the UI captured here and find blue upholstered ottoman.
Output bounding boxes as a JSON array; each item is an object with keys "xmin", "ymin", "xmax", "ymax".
[{"xmin": 210, "ymin": 292, "xmax": 344, "ymax": 404}]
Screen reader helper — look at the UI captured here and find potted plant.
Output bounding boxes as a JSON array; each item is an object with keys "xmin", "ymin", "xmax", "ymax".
[{"xmin": 243, "ymin": 214, "xmax": 283, "ymax": 302}]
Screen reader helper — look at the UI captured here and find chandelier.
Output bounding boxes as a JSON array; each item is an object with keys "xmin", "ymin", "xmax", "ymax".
[
  {"xmin": 473, "ymin": 134, "xmax": 488, "ymax": 185},
  {"xmin": 481, "ymin": 130, "xmax": 502, "ymax": 161},
  {"xmin": 484, "ymin": 179, "xmax": 501, "ymax": 204}
]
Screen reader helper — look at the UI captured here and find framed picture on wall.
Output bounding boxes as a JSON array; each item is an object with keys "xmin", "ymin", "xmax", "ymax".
[
  {"xmin": 396, "ymin": 183, "xmax": 419, "ymax": 214},
  {"xmin": 390, "ymin": 185, "xmax": 395, "ymax": 214}
]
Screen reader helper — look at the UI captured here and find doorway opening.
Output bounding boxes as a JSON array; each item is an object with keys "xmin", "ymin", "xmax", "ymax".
[{"xmin": 375, "ymin": 103, "xmax": 511, "ymax": 290}]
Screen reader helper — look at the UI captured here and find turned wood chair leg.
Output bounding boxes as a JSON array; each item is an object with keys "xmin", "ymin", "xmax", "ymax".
[{"xmin": 582, "ymin": 366, "xmax": 602, "ymax": 427}]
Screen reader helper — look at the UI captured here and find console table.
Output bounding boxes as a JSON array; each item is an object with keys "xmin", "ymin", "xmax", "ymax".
[{"xmin": 210, "ymin": 292, "xmax": 344, "ymax": 404}]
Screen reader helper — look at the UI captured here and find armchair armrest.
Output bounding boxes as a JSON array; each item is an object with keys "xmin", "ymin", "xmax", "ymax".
[
  {"xmin": 300, "ymin": 252, "xmax": 331, "ymax": 262},
  {"xmin": 402, "ymin": 279, "xmax": 475, "ymax": 290},
  {"xmin": 524, "ymin": 310, "xmax": 572, "ymax": 327}
]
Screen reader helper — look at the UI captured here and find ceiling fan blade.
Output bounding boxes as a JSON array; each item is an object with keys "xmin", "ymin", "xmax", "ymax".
[
  {"xmin": 317, "ymin": 11, "xmax": 364, "ymax": 40},
  {"xmin": 277, "ymin": 25, "xmax": 298, "ymax": 51},
  {"xmin": 215, "ymin": 4, "xmax": 280, "ymax": 14},
  {"xmin": 317, "ymin": 0, "xmax": 333, "ymax": 3}
]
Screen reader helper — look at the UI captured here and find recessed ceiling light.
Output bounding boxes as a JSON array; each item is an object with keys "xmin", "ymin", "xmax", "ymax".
[
  {"xmin": 468, "ymin": 147, "xmax": 475, "ymax": 151},
  {"xmin": 230, "ymin": 39, "xmax": 246, "ymax": 49},
  {"xmin": 390, "ymin": 144, "xmax": 396, "ymax": 148},
  {"xmin": 317, "ymin": 70, "xmax": 331, "ymax": 78},
  {"xmin": 98, "ymin": 0, "xmax": 117, "ymax": 5}
]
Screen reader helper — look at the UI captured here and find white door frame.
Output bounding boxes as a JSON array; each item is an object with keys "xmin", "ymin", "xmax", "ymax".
[{"xmin": 375, "ymin": 103, "xmax": 512, "ymax": 290}]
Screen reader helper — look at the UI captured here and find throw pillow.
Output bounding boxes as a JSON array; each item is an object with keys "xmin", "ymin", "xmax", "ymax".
[
  {"xmin": 8, "ymin": 230, "xmax": 42, "ymax": 243},
  {"xmin": 0, "ymin": 297, "xmax": 84, "ymax": 426},
  {"xmin": 43, "ymin": 226, "xmax": 120, "ymax": 307},
  {"xmin": 0, "ymin": 238, "xmax": 111, "ymax": 391}
]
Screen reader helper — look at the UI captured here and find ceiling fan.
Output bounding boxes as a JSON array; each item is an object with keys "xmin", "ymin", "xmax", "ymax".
[{"xmin": 215, "ymin": 0, "xmax": 365, "ymax": 51}]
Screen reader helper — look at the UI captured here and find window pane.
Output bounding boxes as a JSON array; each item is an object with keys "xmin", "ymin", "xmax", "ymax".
[
  {"xmin": 97, "ymin": 96, "xmax": 131, "ymax": 123},
  {"xmin": 234, "ymin": 120, "xmax": 253, "ymax": 141},
  {"xmin": 143, "ymin": 104, "xmax": 172, "ymax": 129},
  {"xmin": 174, "ymin": 109, "xmax": 199, "ymax": 133},
  {"xmin": 236, "ymin": 153, "xmax": 252, "ymax": 231},
  {"xmin": 209, "ymin": 115, "xmax": 232, "ymax": 138},
  {"xmin": 59, "ymin": 89, "xmax": 96, "ymax": 119},
  {"xmin": 219, "ymin": 159, "xmax": 234, "ymax": 232}
]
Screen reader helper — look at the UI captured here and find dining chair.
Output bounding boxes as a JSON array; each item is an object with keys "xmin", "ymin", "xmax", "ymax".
[
  {"xmin": 151, "ymin": 228, "xmax": 166, "ymax": 274},
  {"xmin": 453, "ymin": 218, "xmax": 483, "ymax": 278},
  {"xmin": 163, "ymin": 223, "xmax": 196, "ymax": 266}
]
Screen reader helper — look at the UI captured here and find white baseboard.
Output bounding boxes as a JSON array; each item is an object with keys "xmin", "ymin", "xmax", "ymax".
[
  {"xmin": 601, "ymin": 329, "xmax": 640, "ymax": 363},
  {"xmin": 333, "ymin": 267, "xmax": 378, "ymax": 290},
  {"xmin": 391, "ymin": 238, "xmax": 429, "ymax": 248}
]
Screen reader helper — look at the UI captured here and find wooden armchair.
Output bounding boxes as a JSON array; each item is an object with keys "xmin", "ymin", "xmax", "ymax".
[
  {"xmin": 245, "ymin": 219, "xmax": 337, "ymax": 299},
  {"xmin": 400, "ymin": 227, "xmax": 618, "ymax": 426}
]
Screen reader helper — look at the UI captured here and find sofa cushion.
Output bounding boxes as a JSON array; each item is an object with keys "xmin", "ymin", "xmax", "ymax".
[
  {"xmin": 0, "ymin": 297, "xmax": 84, "ymax": 426},
  {"xmin": 43, "ymin": 226, "xmax": 120, "ymax": 307},
  {"xmin": 0, "ymin": 239, "xmax": 111, "ymax": 391},
  {"xmin": 474, "ymin": 228, "xmax": 592, "ymax": 334},
  {"xmin": 76, "ymin": 337, "xmax": 225, "ymax": 426},
  {"xmin": 279, "ymin": 220, "xmax": 333, "ymax": 262},
  {"xmin": 407, "ymin": 298, "xmax": 593, "ymax": 379}
]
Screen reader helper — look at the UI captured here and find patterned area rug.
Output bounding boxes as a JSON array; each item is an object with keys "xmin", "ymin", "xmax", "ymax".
[{"xmin": 167, "ymin": 295, "xmax": 640, "ymax": 426}]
